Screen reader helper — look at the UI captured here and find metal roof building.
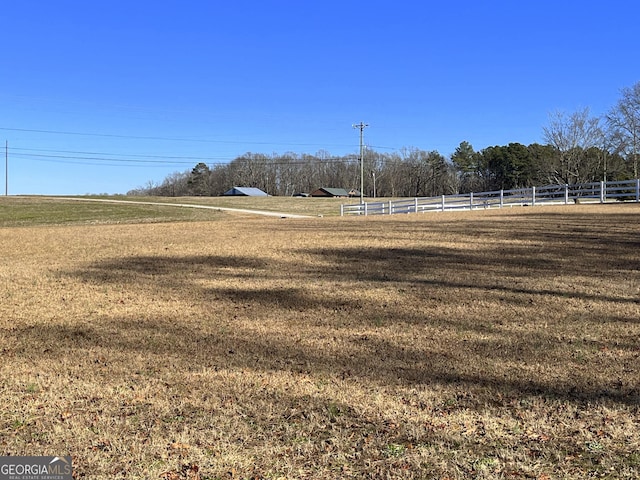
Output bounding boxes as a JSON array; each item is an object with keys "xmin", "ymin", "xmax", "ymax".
[
  {"xmin": 310, "ymin": 187, "xmax": 350, "ymax": 197},
  {"xmin": 223, "ymin": 187, "xmax": 269, "ymax": 196}
]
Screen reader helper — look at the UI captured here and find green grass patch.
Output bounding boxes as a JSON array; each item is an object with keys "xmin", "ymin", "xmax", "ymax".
[{"xmin": 0, "ymin": 196, "xmax": 223, "ymax": 227}]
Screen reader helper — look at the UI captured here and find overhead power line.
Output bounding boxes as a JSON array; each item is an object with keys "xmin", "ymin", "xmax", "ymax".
[
  {"xmin": 11, "ymin": 152, "xmax": 208, "ymax": 165},
  {"xmin": 17, "ymin": 156, "xmax": 183, "ymax": 168},
  {"xmin": 0, "ymin": 126, "xmax": 356, "ymax": 149},
  {"xmin": 12, "ymin": 151, "xmax": 365, "ymax": 169},
  {"xmin": 10, "ymin": 146, "xmax": 236, "ymax": 162}
]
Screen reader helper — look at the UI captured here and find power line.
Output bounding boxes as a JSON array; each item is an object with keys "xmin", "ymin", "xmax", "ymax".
[
  {"xmin": 0, "ymin": 126, "xmax": 356, "ymax": 149},
  {"xmin": 10, "ymin": 152, "xmax": 207, "ymax": 165},
  {"xmin": 18, "ymin": 156, "xmax": 184, "ymax": 168},
  {"xmin": 10, "ymin": 146, "xmax": 236, "ymax": 162},
  {"xmin": 12, "ymin": 151, "xmax": 364, "ymax": 169}
]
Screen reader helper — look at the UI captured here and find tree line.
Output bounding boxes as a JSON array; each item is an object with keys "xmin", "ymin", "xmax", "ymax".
[{"xmin": 130, "ymin": 81, "xmax": 640, "ymax": 197}]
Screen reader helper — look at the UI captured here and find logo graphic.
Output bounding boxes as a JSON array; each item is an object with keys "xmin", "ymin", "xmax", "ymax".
[{"xmin": 0, "ymin": 456, "xmax": 72, "ymax": 480}]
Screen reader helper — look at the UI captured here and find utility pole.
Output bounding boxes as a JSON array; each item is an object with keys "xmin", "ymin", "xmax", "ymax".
[
  {"xmin": 5, "ymin": 140, "xmax": 7, "ymax": 196},
  {"xmin": 352, "ymin": 122, "xmax": 369, "ymax": 204},
  {"xmin": 372, "ymin": 171, "xmax": 376, "ymax": 198}
]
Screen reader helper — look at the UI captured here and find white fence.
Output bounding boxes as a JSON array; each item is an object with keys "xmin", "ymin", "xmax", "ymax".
[{"xmin": 341, "ymin": 179, "xmax": 640, "ymax": 216}]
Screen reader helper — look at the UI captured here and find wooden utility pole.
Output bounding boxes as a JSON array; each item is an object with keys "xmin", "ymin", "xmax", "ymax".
[
  {"xmin": 5, "ymin": 140, "xmax": 7, "ymax": 196},
  {"xmin": 353, "ymin": 122, "xmax": 369, "ymax": 204}
]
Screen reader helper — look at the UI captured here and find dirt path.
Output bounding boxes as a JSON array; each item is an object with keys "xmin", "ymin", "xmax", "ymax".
[{"xmin": 57, "ymin": 197, "xmax": 315, "ymax": 219}]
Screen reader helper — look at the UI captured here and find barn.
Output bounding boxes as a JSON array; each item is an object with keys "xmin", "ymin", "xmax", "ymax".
[
  {"xmin": 310, "ymin": 187, "xmax": 350, "ymax": 198},
  {"xmin": 223, "ymin": 187, "xmax": 269, "ymax": 196}
]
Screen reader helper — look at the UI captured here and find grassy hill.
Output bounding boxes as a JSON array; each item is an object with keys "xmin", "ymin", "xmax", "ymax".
[
  {"xmin": 1, "ymin": 200, "xmax": 639, "ymax": 478},
  {"xmin": 0, "ymin": 195, "xmax": 359, "ymax": 227}
]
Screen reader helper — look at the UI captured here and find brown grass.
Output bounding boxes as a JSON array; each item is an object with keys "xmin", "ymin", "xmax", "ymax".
[
  {"xmin": 84, "ymin": 195, "xmax": 361, "ymax": 217},
  {"xmin": 1, "ymin": 203, "xmax": 639, "ymax": 479}
]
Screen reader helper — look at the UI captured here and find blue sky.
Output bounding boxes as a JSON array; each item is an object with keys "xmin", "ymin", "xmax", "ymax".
[{"xmin": 1, "ymin": 0, "xmax": 638, "ymax": 195}]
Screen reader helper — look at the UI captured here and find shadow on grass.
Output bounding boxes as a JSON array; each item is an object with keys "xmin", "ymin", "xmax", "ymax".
[
  {"xmin": 73, "ymin": 242, "xmax": 639, "ymax": 307},
  {"xmin": 10, "ymin": 310, "xmax": 640, "ymax": 407},
  {"xmin": 301, "ymin": 246, "xmax": 640, "ymax": 305},
  {"xmin": 77, "ymin": 254, "xmax": 269, "ymax": 279},
  {"xmin": 45, "ymin": 209, "xmax": 640, "ymax": 406}
]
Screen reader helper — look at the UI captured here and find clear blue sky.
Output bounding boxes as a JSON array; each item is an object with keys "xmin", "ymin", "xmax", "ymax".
[{"xmin": 1, "ymin": 0, "xmax": 638, "ymax": 195}]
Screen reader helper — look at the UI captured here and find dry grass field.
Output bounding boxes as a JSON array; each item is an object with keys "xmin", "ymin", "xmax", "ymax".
[
  {"xmin": 1, "ymin": 198, "xmax": 639, "ymax": 479},
  {"xmin": 84, "ymin": 195, "xmax": 360, "ymax": 217}
]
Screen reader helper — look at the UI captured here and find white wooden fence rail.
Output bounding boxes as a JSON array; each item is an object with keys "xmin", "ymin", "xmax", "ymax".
[{"xmin": 341, "ymin": 179, "xmax": 640, "ymax": 216}]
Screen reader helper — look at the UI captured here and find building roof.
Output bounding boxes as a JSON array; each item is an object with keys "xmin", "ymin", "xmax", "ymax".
[
  {"xmin": 223, "ymin": 187, "xmax": 269, "ymax": 196},
  {"xmin": 311, "ymin": 187, "xmax": 350, "ymax": 197}
]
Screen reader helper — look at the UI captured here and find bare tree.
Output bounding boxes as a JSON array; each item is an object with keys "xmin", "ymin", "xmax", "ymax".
[
  {"xmin": 607, "ymin": 81, "xmax": 640, "ymax": 178},
  {"xmin": 158, "ymin": 171, "xmax": 190, "ymax": 196},
  {"xmin": 379, "ymin": 152, "xmax": 403, "ymax": 197},
  {"xmin": 542, "ymin": 108, "xmax": 603, "ymax": 184}
]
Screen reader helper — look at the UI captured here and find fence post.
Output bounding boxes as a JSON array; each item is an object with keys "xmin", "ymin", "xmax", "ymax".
[
  {"xmin": 636, "ymin": 179, "xmax": 640, "ymax": 202},
  {"xmin": 389, "ymin": 200, "xmax": 393, "ymax": 214},
  {"xmin": 600, "ymin": 181, "xmax": 605, "ymax": 203},
  {"xmin": 340, "ymin": 204, "xmax": 344, "ymax": 216},
  {"xmin": 414, "ymin": 197, "xmax": 419, "ymax": 213},
  {"xmin": 564, "ymin": 184, "xmax": 569, "ymax": 204},
  {"xmin": 500, "ymin": 190, "xmax": 504, "ymax": 208},
  {"xmin": 364, "ymin": 202, "xmax": 368, "ymax": 216},
  {"xmin": 532, "ymin": 186, "xmax": 536, "ymax": 206},
  {"xmin": 441, "ymin": 195, "xmax": 446, "ymax": 212},
  {"xmin": 470, "ymin": 192, "xmax": 474, "ymax": 210}
]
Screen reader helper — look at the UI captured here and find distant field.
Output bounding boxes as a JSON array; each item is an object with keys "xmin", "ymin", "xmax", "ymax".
[
  {"xmin": 0, "ymin": 195, "xmax": 361, "ymax": 227},
  {"xmin": 0, "ymin": 196, "xmax": 224, "ymax": 227},
  {"xmin": 85, "ymin": 194, "xmax": 363, "ymax": 217},
  {"xmin": 1, "ymin": 201, "xmax": 639, "ymax": 479}
]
